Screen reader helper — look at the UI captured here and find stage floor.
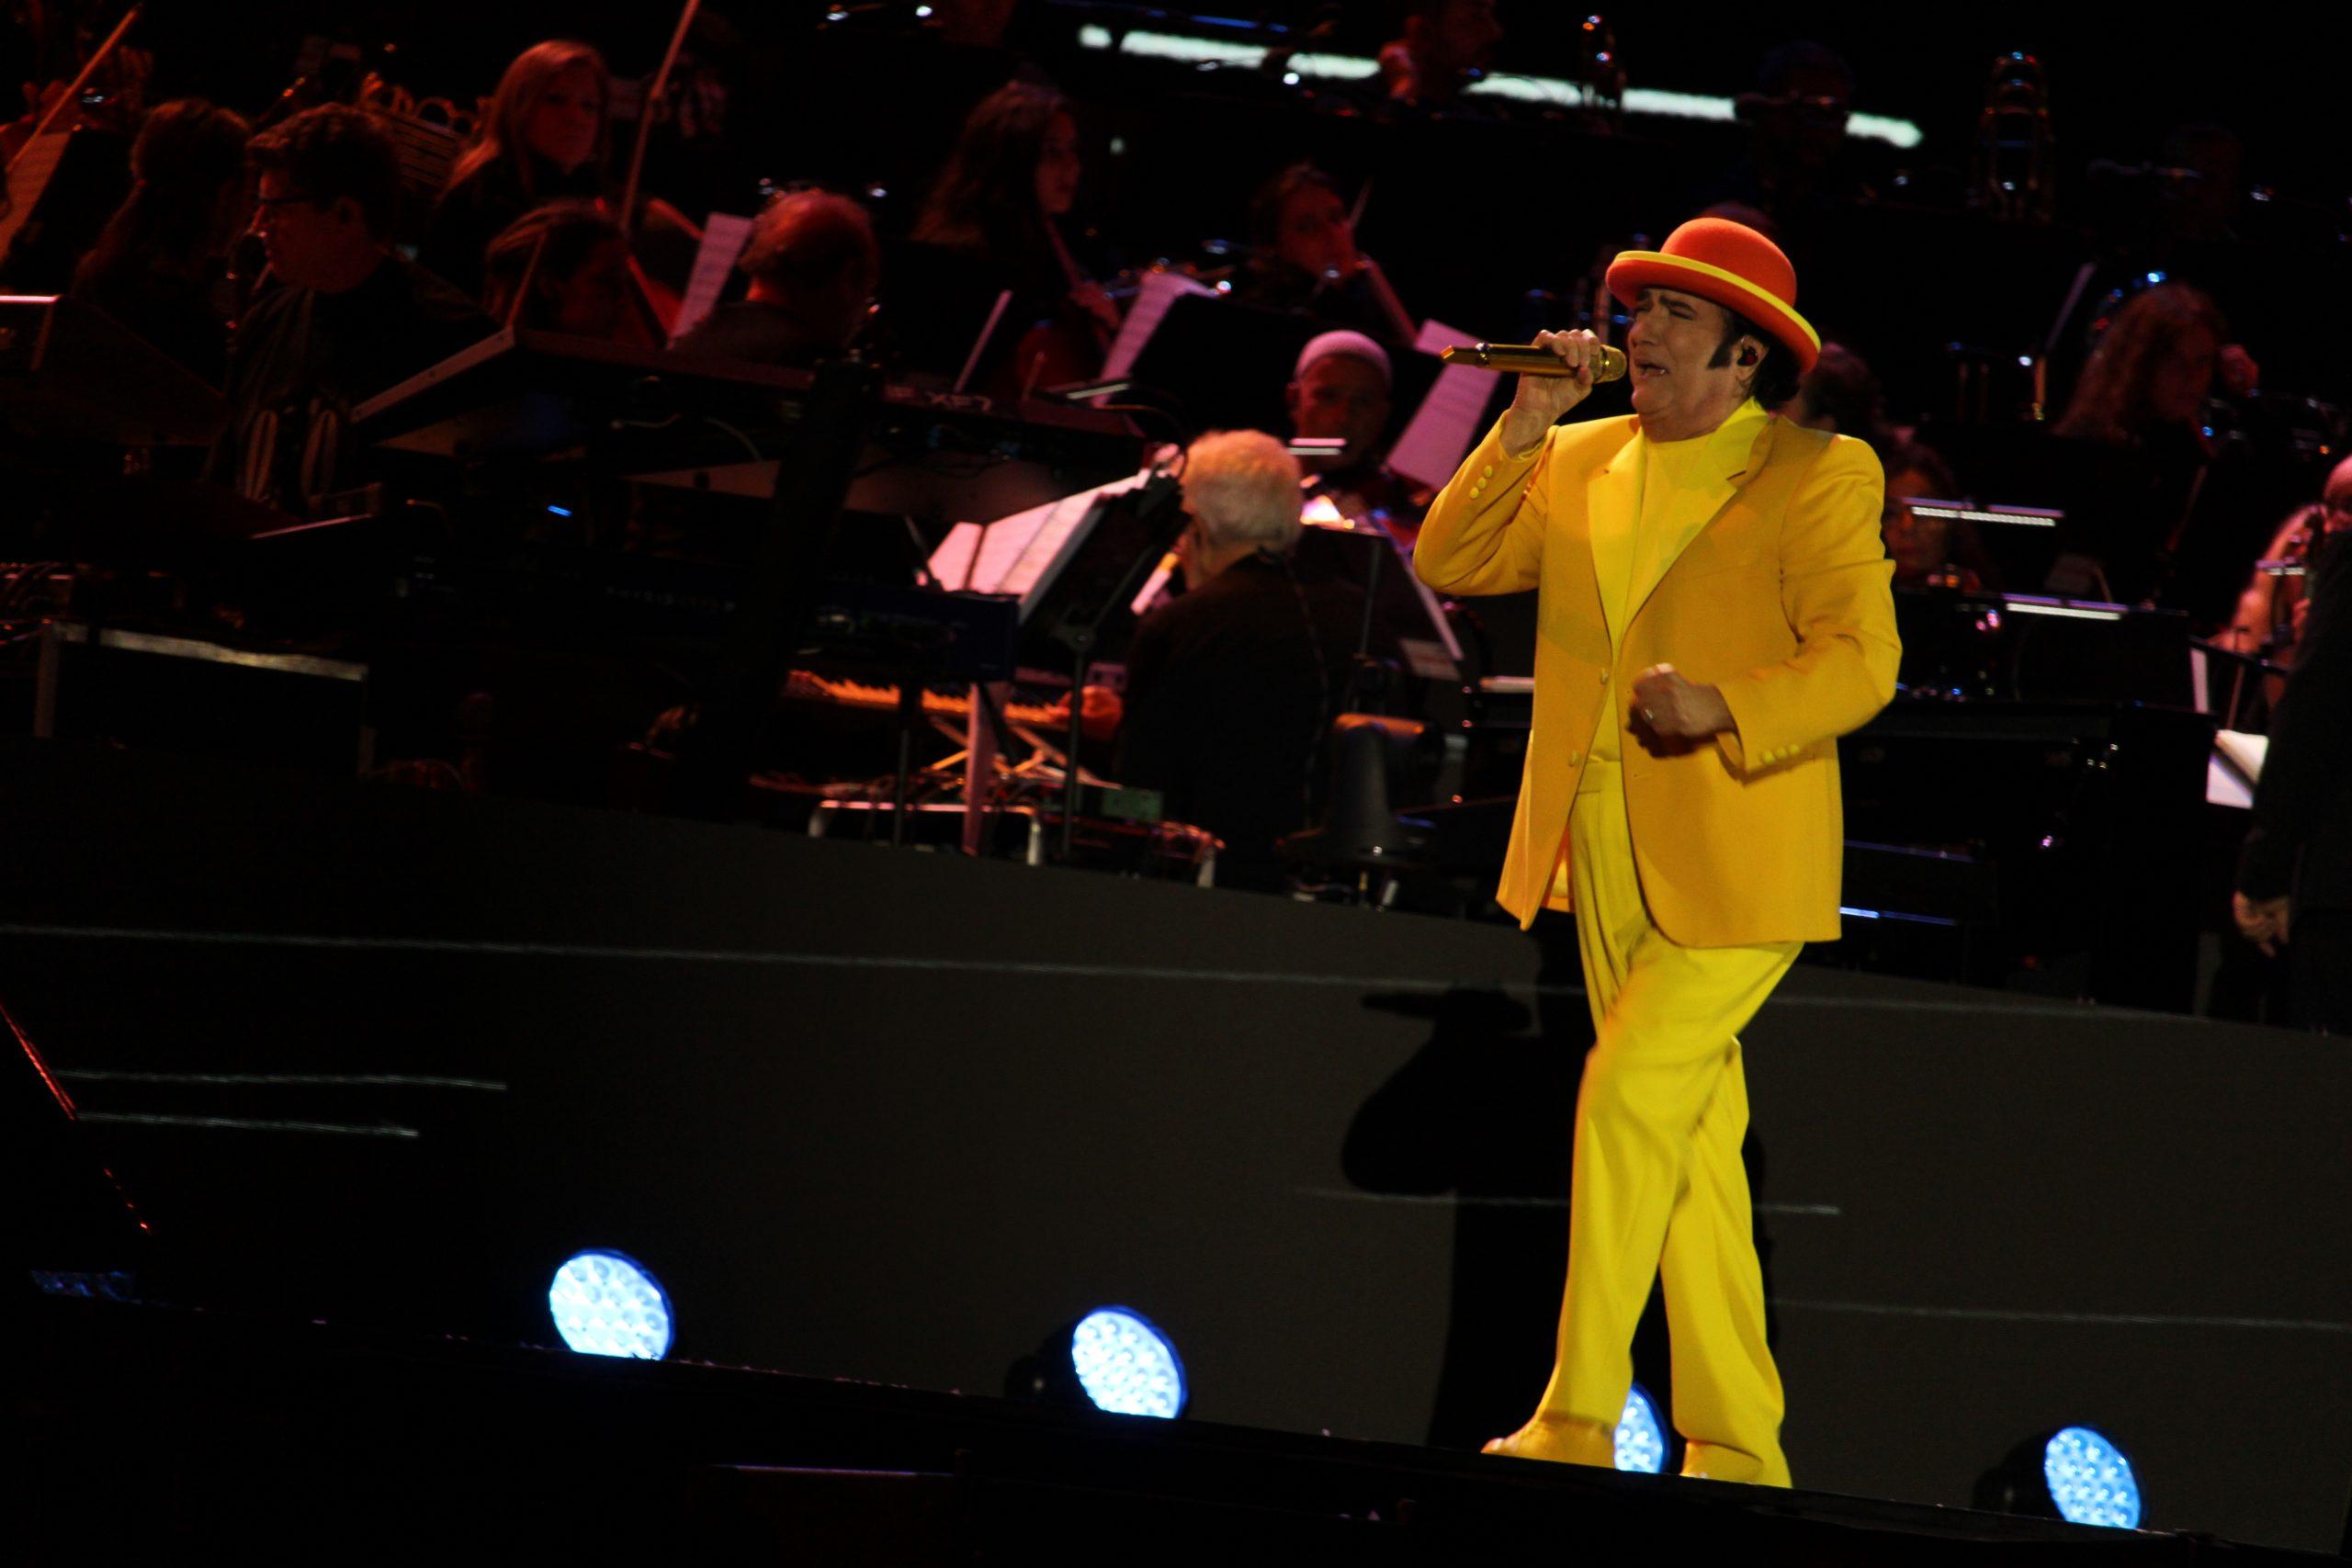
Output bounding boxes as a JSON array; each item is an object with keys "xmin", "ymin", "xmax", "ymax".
[{"xmin": 6, "ymin": 737, "xmax": 2349, "ymax": 1551}]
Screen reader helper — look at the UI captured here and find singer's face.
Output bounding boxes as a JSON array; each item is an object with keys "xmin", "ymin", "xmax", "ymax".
[{"xmin": 1625, "ymin": 288, "xmax": 1743, "ymax": 423}]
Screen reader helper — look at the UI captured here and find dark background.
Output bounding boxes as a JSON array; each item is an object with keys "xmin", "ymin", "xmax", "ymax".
[{"xmin": 123, "ymin": 1, "xmax": 2350, "ymax": 206}]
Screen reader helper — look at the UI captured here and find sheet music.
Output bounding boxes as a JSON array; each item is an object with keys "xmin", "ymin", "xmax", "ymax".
[
  {"xmin": 1101, "ymin": 269, "xmax": 1216, "ymax": 381},
  {"xmin": 1387, "ymin": 317, "xmax": 1499, "ymax": 491},
  {"xmin": 665, "ymin": 213, "xmax": 755, "ymax": 346},
  {"xmin": 0, "ymin": 130, "xmax": 69, "ymax": 254},
  {"xmin": 928, "ymin": 468, "xmax": 1156, "ymax": 613}
]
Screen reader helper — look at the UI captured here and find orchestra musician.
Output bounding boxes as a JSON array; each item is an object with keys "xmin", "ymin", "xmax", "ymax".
[
  {"xmin": 1413, "ymin": 217, "xmax": 1898, "ymax": 1483},
  {"xmin": 1116, "ymin": 430, "xmax": 1363, "ymax": 893},
  {"xmin": 421, "ymin": 39, "xmax": 609, "ymax": 298},
  {"xmin": 480, "ymin": 200, "xmax": 635, "ymax": 338},
  {"xmin": 1286, "ymin": 330, "xmax": 1425, "ymax": 533},
  {"xmin": 214, "ymin": 104, "xmax": 484, "ymax": 518},
  {"xmin": 2045, "ymin": 280, "xmax": 2260, "ymax": 615},
  {"xmin": 2216, "ymin": 454, "xmax": 2352, "ymax": 680},
  {"xmin": 1233, "ymin": 163, "xmax": 1415, "ymax": 347},
  {"xmin": 905, "ymin": 80, "xmax": 1118, "ymax": 394},
  {"xmin": 69, "ymin": 96, "xmax": 250, "ymax": 384},
  {"xmin": 421, "ymin": 38, "xmax": 698, "ymax": 307},
  {"xmin": 673, "ymin": 189, "xmax": 877, "ymax": 367}
]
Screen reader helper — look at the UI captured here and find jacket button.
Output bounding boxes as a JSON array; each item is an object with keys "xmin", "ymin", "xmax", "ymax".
[
  {"xmin": 1481, "ymin": 464, "xmax": 1495, "ymax": 478},
  {"xmin": 1568, "ymin": 750, "xmax": 1583, "ymax": 765},
  {"xmin": 1599, "ymin": 671, "xmax": 1610, "ymax": 684}
]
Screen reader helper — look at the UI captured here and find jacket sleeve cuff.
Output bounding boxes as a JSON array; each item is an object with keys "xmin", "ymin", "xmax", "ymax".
[{"xmin": 1713, "ymin": 672, "xmax": 1777, "ymax": 773}]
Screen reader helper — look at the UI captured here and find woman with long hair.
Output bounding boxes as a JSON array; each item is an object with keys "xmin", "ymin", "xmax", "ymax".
[
  {"xmin": 70, "ymin": 96, "xmax": 252, "ymax": 384},
  {"xmin": 2053, "ymin": 282, "xmax": 2227, "ymax": 447},
  {"xmin": 906, "ymin": 81, "xmax": 1116, "ymax": 391},
  {"xmin": 420, "ymin": 39, "xmax": 612, "ymax": 297},
  {"xmin": 2045, "ymin": 281, "xmax": 2256, "ymax": 610}
]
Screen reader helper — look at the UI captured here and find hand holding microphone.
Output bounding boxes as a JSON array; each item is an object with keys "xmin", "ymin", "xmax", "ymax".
[{"xmin": 1492, "ymin": 329, "xmax": 1614, "ymax": 456}]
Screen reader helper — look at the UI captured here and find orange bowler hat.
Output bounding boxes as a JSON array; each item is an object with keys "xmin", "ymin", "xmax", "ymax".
[{"xmin": 1605, "ymin": 218, "xmax": 1820, "ymax": 372}]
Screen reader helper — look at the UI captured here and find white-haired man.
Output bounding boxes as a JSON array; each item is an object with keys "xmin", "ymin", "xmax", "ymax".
[{"xmin": 1115, "ymin": 429, "xmax": 1356, "ymax": 890}]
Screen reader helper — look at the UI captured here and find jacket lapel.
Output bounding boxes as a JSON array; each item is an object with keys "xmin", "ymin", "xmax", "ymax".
[{"xmin": 1624, "ymin": 416, "xmax": 1776, "ymax": 634}]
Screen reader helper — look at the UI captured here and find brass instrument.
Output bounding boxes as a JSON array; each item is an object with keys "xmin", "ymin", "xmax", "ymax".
[{"xmin": 1970, "ymin": 51, "xmax": 2056, "ymax": 223}]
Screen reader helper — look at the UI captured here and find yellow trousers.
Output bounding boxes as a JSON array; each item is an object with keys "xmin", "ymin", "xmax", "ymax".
[{"xmin": 1517, "ymin": 756, "xmax": 1798, "ymax": 1485}]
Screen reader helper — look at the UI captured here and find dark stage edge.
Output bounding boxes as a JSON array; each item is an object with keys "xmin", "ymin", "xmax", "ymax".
[
  {"xmin": 9, "ymin": 739, "xmax": 2352, "ymax": 1549},
  {"xmin": 13, "ymin": 1295, "xmax": 2312, "ymax": 1564}
]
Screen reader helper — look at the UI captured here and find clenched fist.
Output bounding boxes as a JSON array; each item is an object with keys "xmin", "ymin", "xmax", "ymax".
[{"xmin": 1631, "ymin": 662, "xmax": 1733, "ymax": 741}]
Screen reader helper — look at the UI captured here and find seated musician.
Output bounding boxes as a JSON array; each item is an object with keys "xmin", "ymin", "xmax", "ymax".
[
  {"xmin": 481, "ymin": 201, "xmax": 635, "ymax": 337},
  {"xmin": 1879, "ymin": 441, "xmax": 1992, "ymax": 592},
  {"xmin": 213, "ymin": 105, "xmax": 485, "ymax": 517},
  {"xmin": 2044, "ymin": 280, "xmax": 2259, "ymax": 615},
  {"xmin": 900, "ymin": 81, "xmax": 1117, "ymax": 391},
  {"xmin": 70, "ymin": 98, "xmax": 251, "ymax": 385},
  {"xmin": 1232, "ymin": 164, "xmax": 1415, "ymax": 346},
  {"xmin": 1286, "ymin": 330, "xmax": 1425, "ymax": 539},
  {"xmin": 2217, "ymin": 455, "xmax": 2352, "ymax": 672},
  {"xmin": 673, "ymin": 190, "xmax": 877, "ymax": 366},
  {"xmin": 422, "ymin": 38, "xmax": 697, "ymax": 302},
  {"xmin": 1116, "ymin": 431, "xmax": 1361, "ymax": 892}
]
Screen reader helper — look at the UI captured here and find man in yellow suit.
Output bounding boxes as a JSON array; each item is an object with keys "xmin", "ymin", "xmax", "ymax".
[{"xmin": 1413, "ymin": 217, "xmax": 1899, "ymax": 1486}]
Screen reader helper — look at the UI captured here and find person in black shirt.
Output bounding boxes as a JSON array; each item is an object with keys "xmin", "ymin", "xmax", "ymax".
[
  {"xmin": 214, "ymin": 104, "xmax": 484, "ymax": 518},
  {"xmin": 1116, "ymin": 430, "xmax": 1358, "ymax": 891},
  {"xmin": 420, "ymin": 39, "xmax": 610, "ymax": 300},
  {"xmin": 70, "ymin": 97, "xmax": 251, "ymax": 386},
  {"xmin": 2235, "ymin": 525, "xmax": 2352, "ymax": 1032}
]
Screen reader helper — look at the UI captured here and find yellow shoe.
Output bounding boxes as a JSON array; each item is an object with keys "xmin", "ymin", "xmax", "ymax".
[
  {"xmin": 1679, "ymin": 1438, "xmax": 1791, "ymax": 1488},
  {"xmin": 1480, "ymin": 1414, "xmax": 1617, "ymax": 1468}
]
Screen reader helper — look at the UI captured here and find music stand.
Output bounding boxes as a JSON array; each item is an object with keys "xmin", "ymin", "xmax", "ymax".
[{"xmin": 933, "ymin": 468, "xmax": 1188, "ymax": 859}]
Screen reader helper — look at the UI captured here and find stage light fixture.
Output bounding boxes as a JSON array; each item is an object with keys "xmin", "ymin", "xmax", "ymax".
[
  {"xmin": 1614, "ymin": 1382, "xmax": 1668, "ymax": 1473},
  {"xmin": 548, "ymin": 1249, "xmax": 673, "ymax": 1360},
  {"xmin": 1069, "ymin": 1305, "xmax": 1188, "ymax": 1418},
  {"xmin": 2042, "ymin": 1426, "xmax": 2142, "ymax": 1529}
]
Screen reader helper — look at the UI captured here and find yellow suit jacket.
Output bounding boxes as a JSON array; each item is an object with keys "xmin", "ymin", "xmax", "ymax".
[{"xmin": 1414, "ymin": 412, "xmax": 1900, "ymax": 944}]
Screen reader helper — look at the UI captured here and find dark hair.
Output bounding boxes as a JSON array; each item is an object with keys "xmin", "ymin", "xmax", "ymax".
[
  {"xmin": 481, "ymin": 200, "xmax": 623, "ymax": 323},
  {"xmin": 2053, "ymin": 281, "xmax": 2225, "ymax": 444},
  {"xmin": 247, "ymin": 104, "xmax": 403, "ymax": 239},
  {"xmin": 912, "ymin": 82, "xmax": 1069, "ymax": 273},
  {"xmin": 74, "ymin": 98, "xmax": 251, "ymax": 292},
  {"xmin": 1712, "ymin": 307, "xmax": 1804, "ymax": 410},
  {"xmin": 1248, "ymin": 162, "xmax": 1340, "ymax": 250},
  {"xmin": 1792, "ymin": 341, "xmax": 1881, "ymax": 433},
  {"xmin": 742, "ymin": 189, "xmax": 877, "ymax": 293}
]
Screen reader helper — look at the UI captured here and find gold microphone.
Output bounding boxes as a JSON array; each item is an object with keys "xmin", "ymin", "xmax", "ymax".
[{"xmin": 1441, "ymin": 341, "xmax": 1628, "ymax": 381}]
